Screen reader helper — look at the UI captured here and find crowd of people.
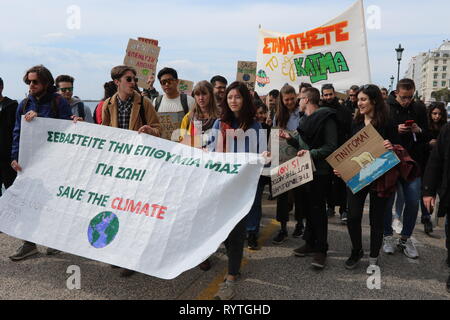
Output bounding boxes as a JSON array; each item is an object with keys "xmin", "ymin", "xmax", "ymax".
[{"xmin": 0, "ymin": 64, "xmax": 449, "ymax": 300}]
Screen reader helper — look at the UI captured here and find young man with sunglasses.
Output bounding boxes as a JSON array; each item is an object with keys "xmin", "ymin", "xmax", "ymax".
[
  {"xmin": 153, "ymin": 68, "xmax": 194, "ymax": 140},
  {"xmin": 9, "ymin": 65, "xmax": 75, "ymax": 261},
  {"xmin": 102, "ymin": 65, "xmax": 160, "ymax": 135},
  {"xmin": 383, "ymin": 78, "xmax": 430, "ymax": 259},
  {"xmin": 56, "ymin": 75, "xmax": 93, "ymax": 123}
]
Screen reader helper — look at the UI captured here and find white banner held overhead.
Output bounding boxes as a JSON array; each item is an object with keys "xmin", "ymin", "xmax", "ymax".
[
  {"xmin": 256, "ymin": 0, "xmax": 371, "ymax": 94},
  {"xmin": 0, "ymin": 118, "xmax": 264, "ymax": 279}
]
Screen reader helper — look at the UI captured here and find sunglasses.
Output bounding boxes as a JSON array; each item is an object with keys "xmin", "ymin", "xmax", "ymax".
[
  {"xmin": 160, "ymin": 78, "xmax": 176, "ymax": 86},
  {"xmin": 125, "ymin": 76, "xmax": 138, "ymax": 83},
  {"xmin": 59, "ymin": 87, "xmax": 73, "ymax": 93},
  {"xmin": 25, "ymin": 79, "xmax": 40, "ymax": 85}
]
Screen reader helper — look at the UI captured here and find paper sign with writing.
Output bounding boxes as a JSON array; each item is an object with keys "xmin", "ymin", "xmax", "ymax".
[
  {"xmin": 326, "ymin": 124, "xmax": 400, "ymax": 194},
  {"xmin": 123, "ymin": 38, "xmax": 161, "ymax": 89},
  {"xmin": 158, "ymin": 111, "xmax": 185, "ymax": 141},
  {"xmin": 138, "ymin": 37, "xmax": 159, "ymax": 46},
  {"xmin": 256, "ymin": 0, "xmax": 370, "ymax": 94},
  {"xmin": 271, "ymin": 154, "xmax": 314, "ymax": 197},
  {"xmin": 237, "ymin": 61, "xmax": 257, "ymax": 91},
  {"xmin": 0, "ymin": 117, "xmax": 264, "ymax": 279},
  {"xmin": 178, "ymin": 79, "xmax": 194, "ymax": 95}
]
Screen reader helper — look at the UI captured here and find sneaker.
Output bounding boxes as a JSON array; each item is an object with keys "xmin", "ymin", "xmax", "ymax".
[
  {"xmin": 292, "ymin": 223, "xmax": 304, "ymax": 238},
  {"xmin": 423, "ymin": 218, "xmax": 433, "ymax": 235},
  {"xmin": 327, "ymin": 207, "xmax": 335, "ymax": 217},
  {"xmin": 9, "ymin": 242, "xmax": 38, "ymax": 261},
  {"xmin": 398, "ymin": 238, "xmax": 419, "ymax": 259},
  {"xmin": 345, "ymin": 249, "xmax": 364, "ymax": 270},
  {"xmin": 392, "ymin": 218, "xmax": 403, "ymax": 234},
  {"xmin": 119, "ymin": 268, "xmax": 136, "ymax": 277},
  {"xmin": 340, "ymin": 211, "xmax": 348, "ymax": 224},
  {"xmin": 272, "ymin": 229, "xmax": 288, "ymax": 245},
  {"xmin": 367, "ymin": 257, "xmax": 379, "ymax": 275},
  {"xmin": 383, "ymin": 236, "xmax": 397, "ymax": 255},
  {"xmin": 293, "ymin": 244, "xmax": 316, "ymax": 257},
  {"xmin": 311, "ymin": 252, "xmax": 326, "ymax": 269},
  {"xmin": 198, "ymin": 259, "xmax": 211, "ymax": 271},
  {"xmin": 214, "ymin": 280, "xmax": 235, "ymax": 300},
  {"xmin": 247, "ymin": 233, "xmax": 259, "ymax": 250},
  {"xmin": 46, "ymin": 247, "xmax": 61, "ymax": 256}
]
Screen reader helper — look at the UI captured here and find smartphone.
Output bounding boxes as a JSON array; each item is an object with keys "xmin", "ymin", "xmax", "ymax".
[{"xmin": 404, "ymin": 120, "xmax": 415, "ymax": 127}]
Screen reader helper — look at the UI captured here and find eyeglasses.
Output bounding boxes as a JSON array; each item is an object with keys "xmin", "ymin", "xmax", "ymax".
[
  {"xmin": 349, "ymin": 94, "xmax": 357, "ymax": 97},
  {"xmin": 160, "ymin": 78, "xmax": 176, "ymax": 86},
  {"xmin": 125, "ymin": 77, "xmax": 138, "ymax": 83},
  {"xmin": 25, "ymin": 79, "xmax": 40, "ymax": 85},
  {"xmin": 59, "ymin": 87, "xmax": 73, "ymax": 93}
]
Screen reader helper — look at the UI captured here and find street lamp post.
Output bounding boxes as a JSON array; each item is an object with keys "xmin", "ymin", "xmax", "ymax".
[
  {"xmin": 389, "ymin": 76, "xmax": 395, "ymax": 92},
  {"xmin": 395, "ymin": 44, "xmax": 404, "ymax": 84}
]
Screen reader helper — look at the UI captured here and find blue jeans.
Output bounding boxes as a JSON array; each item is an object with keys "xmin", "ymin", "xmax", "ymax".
[
  {"xmin": 384, "ymin": 177, "xmax": 421, "ymax": 238},
  {"xmin": 394, "ymin": 183, "xmax": 404, "ymax": 220},
  {"xmin": 246, "ymin": 176, "xmax": 267, "ymax": 235}
]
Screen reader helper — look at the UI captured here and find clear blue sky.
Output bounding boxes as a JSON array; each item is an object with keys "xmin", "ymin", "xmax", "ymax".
[{"xmin": 1, "ymin": 0, "xmax": 449, "ymax": 100}]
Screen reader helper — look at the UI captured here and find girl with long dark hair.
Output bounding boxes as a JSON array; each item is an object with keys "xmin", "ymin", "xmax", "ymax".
[
  {"xmin": 336, "ymin": 85, "xmax": 398, "ymax": 271},
  {"xmin": 209, "ymin": 81, "xmax": 266, "ymax": 300}
]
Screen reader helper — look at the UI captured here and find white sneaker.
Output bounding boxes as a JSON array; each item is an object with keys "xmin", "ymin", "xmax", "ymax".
[
  {"xmin": 214, "ymin": 280, "xmax": 235, "ymax": 300},
  {"xmin": 383, "ymin": 236, "xmax": 397, "ymax": 254},
  {"xmin": 398, "ymin": 238, "xmax": 419, "ymax": 259},
  {"xmin": 367, "ymin": 257, "xmax": 379, "ymax": 275},
  {"xmin": 392, "ymin": 218, "xmax": 403, "ymax": 234}
]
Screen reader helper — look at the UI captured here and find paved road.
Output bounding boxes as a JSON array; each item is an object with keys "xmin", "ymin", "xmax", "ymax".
[{"xmin": 1, "ymin": 191, "xmax": 449, "ymax": 300}]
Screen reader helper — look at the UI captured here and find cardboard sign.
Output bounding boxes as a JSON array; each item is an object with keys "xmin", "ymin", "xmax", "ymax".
[
  {"xmin": 123, "ymin": 38, "xmax": 161, "ymax": 89},
  {"xmin": 271, "ymin": 154, "xmax": 314, "ymax": 197},
  {"xmin": 178, "ymin": 79, "xmax": 194, "ymax": 95},
  {"xmin": 326, "ymin": 124, "xmax": 400, "ymax": 194},
  {"xmin": 158, "ymin": 111, "xmax": 185, "ymax": 141},
  {"xmin": 255, "ymin": 0, "xmax": 371, "ymax": 94},
  {"xmin": 0, "ymin": 117, "xmax": 264, "ymax": 280},
  {"xmin": 236, "ymin": 61, "xmax": 257, "ymax": 91}
]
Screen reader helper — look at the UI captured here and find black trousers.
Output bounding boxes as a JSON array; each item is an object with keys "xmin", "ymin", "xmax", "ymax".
[
  {"xmin": 326, "ymin": 174, "xmax": 347, "ymax": 212},
  {"xmin": 302, "ymin": 175, "xmax": 330, "ymax": 253},
  {"xmin": 346, "ymin": 186, "xmax": 387, "ymax": 258},
  {"xmin": 0, "ymin": 161, "xmax": 17, "ymax": 195},
  {"xmin": 224, "ymin": 216, "xmax": 247, "ymax": 276},
  {"xmin": 276, "ymin": 187, "xmax": 304, "ymax": 224}
]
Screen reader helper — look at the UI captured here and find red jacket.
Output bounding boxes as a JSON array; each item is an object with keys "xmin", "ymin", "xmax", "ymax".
[{"xmin": 373, "ymin": 145, "xmax": 421, "ymax": 198}]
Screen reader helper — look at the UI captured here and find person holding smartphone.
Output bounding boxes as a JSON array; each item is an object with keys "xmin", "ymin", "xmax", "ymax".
[{"xmin": 383, "ymin": 79, "xmax": 430, "ymax": 259}]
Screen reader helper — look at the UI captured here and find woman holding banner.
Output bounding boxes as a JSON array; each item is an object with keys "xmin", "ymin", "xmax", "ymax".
[
  {"xmin": 272, "ymin": 84, "xmax": 305, "ymax": 245},
  {"xmin": 208, "ymin": 81, "xmax": 266, "ymax": 300},
  {"xmin": 179, "ymin": 81, "xmax": 219, "ymax": 148},
  {"xmin": 335, "ymin": 84, "xmax": 398, "ymax": 271}
]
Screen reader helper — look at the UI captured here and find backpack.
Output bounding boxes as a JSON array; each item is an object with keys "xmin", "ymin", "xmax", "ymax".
[
  {"xmin": 154, "ymin": 93, "xmax": 189, "ymax": 115},
  {"xmin": 76, "ymin": 102, "xmax": 86, "ymax": 119}
]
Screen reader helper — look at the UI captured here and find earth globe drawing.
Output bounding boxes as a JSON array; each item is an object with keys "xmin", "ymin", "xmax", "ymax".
[
  {"xmin": 243, "ymin": 74, "xmax": 251, "ymax": 81},
  {"xmin": 87, "ymin": 211, "xmax": 119, "ymax": 249}
]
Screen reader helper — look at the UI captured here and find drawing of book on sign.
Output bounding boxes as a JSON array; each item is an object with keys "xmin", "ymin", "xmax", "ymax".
[{"xmin": 326, "ymin": 124, "xmax": 400, "ymax": 194}]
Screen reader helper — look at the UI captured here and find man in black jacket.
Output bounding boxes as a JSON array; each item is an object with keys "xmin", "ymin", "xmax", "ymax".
[
  {"xmin": 0, "ymin": 77, "xmax": 18, "ymax": 195},
  {"xmin": 383, "ymin": 79, "xmax": 430, "ymax": 259},
  {"xmin": 343, "ymin": 85, "xmax": 359, "ymax": 117},
  {"xmin": 423, "ymin": 123, "xmax": 450, "ymax": 293},
  {"xmin": 320, "ymin": 84, "xmax": 352, "ymax": 223}
]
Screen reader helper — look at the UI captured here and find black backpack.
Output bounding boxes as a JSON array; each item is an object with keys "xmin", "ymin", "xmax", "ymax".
[{"xmin": 154, "ymin": 93, "xmax": 189, "ymax": 115}]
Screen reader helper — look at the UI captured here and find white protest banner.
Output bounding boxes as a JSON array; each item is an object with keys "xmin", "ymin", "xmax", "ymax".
[
  {"xmin": 123, "ymin": 38, "xmax": 161, "ymax": 89},
  {"xmin": 0, "ymin": 118, "xmax": 264, "ymax": 280},
  {"xmin": 271, "ymin": 154, "xmax": 314, "ymax": 197},
  {"xmin": 256, "ymin": 0, "xmax": 370, "ymax": 94}
]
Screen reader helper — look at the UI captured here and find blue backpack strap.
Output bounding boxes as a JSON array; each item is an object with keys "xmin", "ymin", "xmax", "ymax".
[{"xmin": 77, "ymin": 102, "xmax": 85, "ymax": 119}]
